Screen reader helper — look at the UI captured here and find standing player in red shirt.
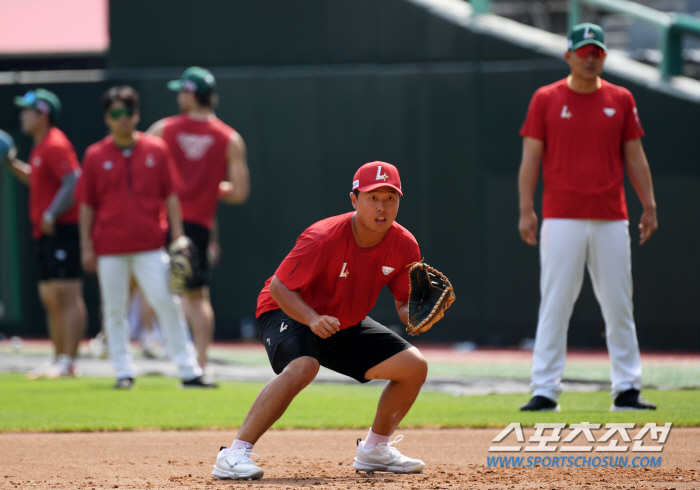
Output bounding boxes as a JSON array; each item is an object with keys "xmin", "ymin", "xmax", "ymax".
[
  {"xmin": 518, "ymin": 24, "xmax": 658, "ymax": 412},
  {"xmin": 211, "ymin": 161, "xmax": 428, "ymax": 481},
  {"xmin": 6, "ymin": 89, "xmax": 87, "ymax": 379},
  {"xmin": 147, "ymin": 66, "xmax": 250, "ymax": 374},
  {"xmin": 79, "ymin": 85, "xmax": 214, "ymax": 389}
]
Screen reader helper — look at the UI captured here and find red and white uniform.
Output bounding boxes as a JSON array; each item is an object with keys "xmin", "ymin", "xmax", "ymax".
[
  {"xmin": 79, "ymin": 132, "xmax": 201, "ymax": 382},
  {"xmin": 257, "ymin": 212, "xmax": 421, "ymax": 327},
  {"xmin": 79, "ymin": 133, "xmax": 181, "ymax": 255},
  {"xmin": 161, "ymin": 114, "xmax": 234, "ymax": 229},
  {"xmin": 27, "ymin": 127, "xmax": 80, "ymax": 239},
  {"xmin": 520, "ymin": 78, "xmax": 645, "ymax": 401}
]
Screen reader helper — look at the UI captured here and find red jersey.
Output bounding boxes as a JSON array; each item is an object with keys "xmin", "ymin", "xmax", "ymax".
[
  {"xmin": 256, "ymin": 212, "xmax": 421, "ymax": 328},
  {"xmin": 27, "ymin": 127, "xmax": 80, "ymax": 239},
  {"xmin": 79, "ymin": 132, "xmax": 182, "ymax": 256},
  {"xmin": 520, "ymin": 78, "xmax": 644, "ymax": 220},
  {"xmin": 161, "ymin": 114, "xmax": 234, "ymax": 228}
]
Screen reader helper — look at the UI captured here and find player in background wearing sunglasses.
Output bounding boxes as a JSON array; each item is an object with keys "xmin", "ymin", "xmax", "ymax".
[
  {"xmin": 6, "ymin": 89, "xmax": 88, "ymax": 379},
  {"xmin": 518, "ymin": 23, "xmax": 658, "ymax": 412},
  {"xmin": 78, "ymin": 86, "xmax": 214, "ymax": 389}
]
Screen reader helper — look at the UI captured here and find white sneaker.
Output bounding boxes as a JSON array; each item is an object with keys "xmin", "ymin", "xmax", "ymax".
[
  {"xmin": 212, "ymin": 446, "xmax": 264, "ymax": 480},
  {"xmin": 353, "ymin": 435, "xmax": 425, "ymax": 474},
  {"xmin": 27, "ymin": 361, "xmax": 57, "ymax": 380}
]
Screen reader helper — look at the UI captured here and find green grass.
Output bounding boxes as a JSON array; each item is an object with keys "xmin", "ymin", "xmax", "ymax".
[
  {"xmin": 0, "ymin": 373, "xmax": 697, "ymax": 432},
  {"xmin": 426, "ymin": 362, "xmax": 700, "ymax": 389}
]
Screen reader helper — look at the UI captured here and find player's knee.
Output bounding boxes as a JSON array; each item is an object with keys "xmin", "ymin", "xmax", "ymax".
[
  {"xmin": 281, "ymin": 356, "xmax": 319, "ymax": 387},
  {"xmin": 39, "ymin": 287, "xmax": 62, "ymax": 311},
  {"xmin": 404, "ymin": 349, "xmax": 428, "ymax": 384}
]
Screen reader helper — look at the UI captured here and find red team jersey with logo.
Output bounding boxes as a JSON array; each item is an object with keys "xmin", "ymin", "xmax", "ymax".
[
  {"xmin": 256, "ymin": 212, "xmax": 421, "ymax": 328},
  {"xmin": 28, "ymin": 127, "xmax": 81, "ymax": 239},
  {"xmin": 79, "ymin": 132, "xmax": 182, "ymax": 256},
  {"xmin": 520, "ymin": 78, "xmax": 644, "ymax": 220},
  {"xmin": 161, "ymin": 114, "xmax": 234, "ymax": 229}
]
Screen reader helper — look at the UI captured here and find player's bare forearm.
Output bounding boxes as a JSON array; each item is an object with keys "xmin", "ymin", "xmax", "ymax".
[
  {"xmin": 79, "ymin": 204, "xmax": 97, "ymax": 272},
  {"xmin": 7, "ymin": 156, "xmax": 31, "ymax": 186},
  {"xmin": 624, "ymin": 139, "xmax": 658, "ymax": 244},
  {"xmin": 269, "ymin": 275, "xmax": 340, "ymax": 338},
  {"xmin": 395, "ymin": 300, "xmax": 409, "ymax": 325},
  {"xmin": 518, "ymin": 137, "xmax": 543, "ymax": 245},
  {"xmin": 221, "ymin": 133, "xmax": 250, "ymax": 204},
  {"xmin": 165, "ymin": 194, "xmax": 185, "ymax": 240}
]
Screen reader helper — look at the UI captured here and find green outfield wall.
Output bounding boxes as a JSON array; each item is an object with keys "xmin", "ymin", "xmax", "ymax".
[{"xmin": 1, "ymin": 0, "xmax": 698, "ymax": 350}]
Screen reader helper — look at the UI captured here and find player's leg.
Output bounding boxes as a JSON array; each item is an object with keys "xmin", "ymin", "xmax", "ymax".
[
  {"xmin": 37, "ymin": 281, "xmax": 65, "ymax": 357},
  {"xmin": 587, "ymin": 220, "xmax": 653, "ymax": 410},
  {"xmin": 54, "ymin": 225, "xmax": 88, "ymax": 365},
  {"xmin": 213, "ymin": 310, "xmax": 318, "ymax": 480},
  {"xmin": 97, "ymin": 254, "xmax": 136, "ymax": 385},
  {"xmin": 527, "ymin": 219, "xmax": 588, "ymax": 408},
  {"xmin": 38, "ymin": 279, "xmax": 86, "ymax": 372},
  {"xmin": 132, "ymin": 249, "xmax": 204, "ymax": 384},
  {"xmin": 181, "ymin": 286, "xmax": 214, "ymax": 370},
  {"xmin": 319, "ymin": 318, "xmax": 426, "ymax": 473},
  {"xmin": 59, "ymin": 280, "xmax": 87, "ymax": 361},
  {"xmin": 237, "ymin": 355, "xmax": 319, "ymax": 443},
  {"xmin": 364, "ymin": 347, "xmax": 427, "ymax": 436},
  {"xmin": 30, "ymin": 227, "xmax": 86, "ymax": 378},
  {"xmin": 180, "ymin": 222, "xmax": 214, "ymax": 371}
]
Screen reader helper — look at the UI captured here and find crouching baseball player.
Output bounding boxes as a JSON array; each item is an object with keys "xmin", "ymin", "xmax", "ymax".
[{"xmin": 212, "ymin": 161, "xmax": 428, "ymax": 480}]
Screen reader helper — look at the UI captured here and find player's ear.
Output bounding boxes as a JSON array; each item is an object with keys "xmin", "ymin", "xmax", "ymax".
[
  {"xmin": 564, "ymin": 50, "xmax": 571, "ymax": 62},
  {"xmin": 350, "ymin": 191, "xmax": 357, "ymax": 210}
]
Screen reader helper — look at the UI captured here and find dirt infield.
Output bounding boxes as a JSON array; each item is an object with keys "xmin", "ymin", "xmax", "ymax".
[{"xmin": 1, "ymin": 428, "xmax": 699, "ymax": 489}]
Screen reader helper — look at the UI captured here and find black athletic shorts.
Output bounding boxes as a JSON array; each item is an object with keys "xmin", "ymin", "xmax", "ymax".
[
  {"xmin": 256, "ymin": 309, "xmax": 413, "ymax": 383},
  {"xmin": 36, "ymin": 224, "xmax": 82, "ymax": 281},
  {"xmin": 169, "ymin": 221, "xmax": 211, "ymax": 289}
]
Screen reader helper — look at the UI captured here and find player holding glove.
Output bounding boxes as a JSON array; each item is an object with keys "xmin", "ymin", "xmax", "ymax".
[{"xmin": 212, "ymin": 161, "xmax": 453, "ymax": 481}]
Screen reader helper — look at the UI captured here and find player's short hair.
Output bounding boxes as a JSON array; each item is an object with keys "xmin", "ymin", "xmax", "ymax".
[
  {"xmin": 194, "ymin": 91, "xmax": 214, "ymax": 108},
  {"xmin": 99, "ymin": 85, "xmax": 140, "ymax": 114}
]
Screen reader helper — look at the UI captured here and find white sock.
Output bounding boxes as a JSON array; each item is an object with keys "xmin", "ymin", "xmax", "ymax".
[
  {"xmin": 231, "ymin": 439, "xmax": 253, "ymax": 452},
  {"xmin": 364, "ymin": 428, "xmax": 390, "ymax": 450}
]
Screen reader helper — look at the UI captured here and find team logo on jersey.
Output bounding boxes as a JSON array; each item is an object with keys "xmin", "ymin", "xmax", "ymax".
[
  {"xmin": 32, "ymin": 157, "xmax": 41, "ymax": 167},
  {"xmin": 145, "ymin": 154, "xmax": 155, "ymax": 167},
  {"xmin": 339, "ymin": 263, "xmax": 350, "ymax": 278},
  {"xmin": 603, "ymin": 108, "xmax": 616, "ymax": 117},
  {"xmin": 280, "ymin": 322, "xmax": 289, "ymax": 333},
  {"xmin": 382, "ymin": 266, "xmax": 394, "ymax": 275},
  {"xmin": 376, "ymin": 166, "xmax": 389, "ymax": 181},
  {"xmin": 176, "ymin": 133, "xmax": 214, "ymax": 160},
  {"xmin": 103, "ymin": 161, "xmax": 113, "ymax": 170},
  {"xmin": 560, "ymin": 105, "xmax": 572, "ymax": 119}
]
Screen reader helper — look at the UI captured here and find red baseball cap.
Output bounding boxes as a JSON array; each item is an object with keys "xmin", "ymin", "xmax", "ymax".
[{"xmin": 352, "ymin": 161, "xmax": 403, "ymax": 195}]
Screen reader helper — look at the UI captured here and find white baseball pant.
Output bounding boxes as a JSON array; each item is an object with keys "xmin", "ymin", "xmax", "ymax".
[
  {"xmin": 531, "ymin": 219, "xmax": 643, "ymax": 401},
  {"xmin": 97, "ymin": 249, "xmax": 202, "ymax": 381}
]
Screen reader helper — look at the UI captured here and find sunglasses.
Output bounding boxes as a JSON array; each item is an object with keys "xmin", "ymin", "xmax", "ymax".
[
  {"xmin": 107, "ymin": 107, "xmax": 133, "ymax": 119},
  {"xmin": 574, "ymin": 45, "xmax": 605, "ymax": 58}
]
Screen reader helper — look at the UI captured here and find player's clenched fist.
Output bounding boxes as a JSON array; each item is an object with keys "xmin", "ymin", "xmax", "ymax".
[{"xmin": 308, "ymin": 315, "xmax": 340, "ymax": 339}]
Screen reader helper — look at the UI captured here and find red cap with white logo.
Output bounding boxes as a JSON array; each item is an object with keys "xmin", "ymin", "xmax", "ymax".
[{"xmin": 352, "ymin": 161, "xmax": 403, "ymax": 195}]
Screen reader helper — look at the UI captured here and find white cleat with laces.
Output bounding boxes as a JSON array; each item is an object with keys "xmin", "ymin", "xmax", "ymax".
[
  {"xmin": 212, "ymin": 446, "xmax": 264, "ymax": 480},
  {"xmin": 353, "ymin": 435, "xmax": 425, "ymax": 474}
]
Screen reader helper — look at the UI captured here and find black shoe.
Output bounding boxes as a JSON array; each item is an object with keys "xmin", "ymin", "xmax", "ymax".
[
  {"xmin": 520, "ymin": 395, "xmax": 561, "ymax": 412},
  {"xmin": 611, "ymin": 389, "xmax": 656, "ymax": 411},
  {"xmin": 181, "ymin": 375, "xmax": 218, "ymax": 388},
  {"xmin": 114, "ymin": 377, "xmax": 134, "ymax": 389}
]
